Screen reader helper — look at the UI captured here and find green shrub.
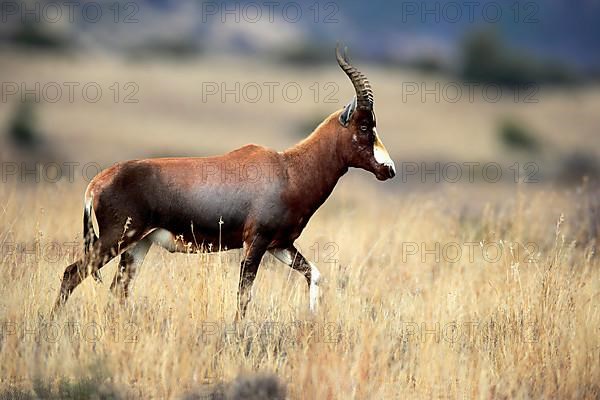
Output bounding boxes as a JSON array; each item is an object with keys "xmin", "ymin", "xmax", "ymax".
[
  {"xmin": 558, "ymin": 151, "xmax": 600, "ymax": 184},
  {"xmin": 182, "ymin": 373, "xmax": 286, "ymax": 400},
  {"xmin": 275, "ymin": 43, "xmax": 332, "ymax": 66},
  {"xmin": 8, "ymin": 101, "xmax": 43, "ymax": 150},
  {"xmin": 0, "ymin": 362, "xmax": 123, "ymax": 400},
  {"xmin": 462, "ymin": 29, "xmax": 575, "ymax": 86},
  {"xmin": 8, "ymin": 20, "xmax": 69, "ymax": 51},
  {"xmin": 498, "ymin": 118, "xmax": 539, "ymax": 153}
]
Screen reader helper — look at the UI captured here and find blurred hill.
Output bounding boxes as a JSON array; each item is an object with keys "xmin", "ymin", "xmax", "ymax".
[
  {"xmin": 1, "ymin": 0, "xmax": 599, "ymax": 76},
  {"xmin": 1, "ymin": 1, "xmax": 598, "ymax": 189},
  {"xmin": 0, "ymin": 52, "xmax": 598, "ymax": 188}
]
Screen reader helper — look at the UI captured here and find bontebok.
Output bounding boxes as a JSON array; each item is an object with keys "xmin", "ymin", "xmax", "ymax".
[{"xmin": 53, "ymin": 46, "xmax": 396, "ymax": 318}]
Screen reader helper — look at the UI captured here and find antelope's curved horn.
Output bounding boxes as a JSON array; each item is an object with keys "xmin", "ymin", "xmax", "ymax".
[{"xmin": 336, "ymin": 44, "xmax": 373, "ymax": 110}]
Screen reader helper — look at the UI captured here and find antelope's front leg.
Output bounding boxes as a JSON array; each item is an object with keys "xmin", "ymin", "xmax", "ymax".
[
  {"xmin": 236, "ymin": 235, "xmax": 269, "ymax": 320},
  {"xmin": 270, "ymin": 246, "xmax": 322, "ymax": 314}
]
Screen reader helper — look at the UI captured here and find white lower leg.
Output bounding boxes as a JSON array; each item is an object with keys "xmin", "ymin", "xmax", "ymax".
[{"xmin": 309, "ymin": 262, "xmax": 321, "ymax": 313}]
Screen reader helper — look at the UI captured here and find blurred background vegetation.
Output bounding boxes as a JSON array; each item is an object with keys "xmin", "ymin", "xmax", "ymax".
[{"xmin": 0, "ymin": 0, "xmax": 598, "ymax": 188}]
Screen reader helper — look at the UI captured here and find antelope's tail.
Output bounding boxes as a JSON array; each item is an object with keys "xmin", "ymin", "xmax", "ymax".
[{"xmin": 84, "ymin": 194, "xmax": 102, "ymax": 283}]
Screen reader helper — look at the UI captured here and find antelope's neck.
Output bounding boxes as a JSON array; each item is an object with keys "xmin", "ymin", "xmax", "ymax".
[{"xmin": 282, "ymin": 120, "xmax": 348, "ymax": 213}]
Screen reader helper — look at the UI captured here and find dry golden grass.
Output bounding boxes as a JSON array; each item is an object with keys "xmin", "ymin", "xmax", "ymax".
[
  {"xmin": 1, "ymin": 52, "xmax": 599, "ymax": 399},
  {"xmin": 0, "ymin": 179, "xmax": 598, "ymax": 399}
]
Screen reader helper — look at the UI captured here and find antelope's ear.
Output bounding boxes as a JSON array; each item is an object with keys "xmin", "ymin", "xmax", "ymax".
[{"xmin": 339, "ymin": 96, "xmax": 357, "ymax": 127}]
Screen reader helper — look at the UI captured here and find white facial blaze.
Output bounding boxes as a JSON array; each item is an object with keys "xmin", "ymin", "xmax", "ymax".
[{"xmin": 373, "ymin": 128, "xmax": 396, "ymax": 174}]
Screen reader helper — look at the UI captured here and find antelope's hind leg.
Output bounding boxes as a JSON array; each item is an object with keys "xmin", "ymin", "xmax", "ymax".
[
  {"xmin": 110, "ymin": 237, "xmax": 152, "ymax": 301},
  {"xmin": 51, "ymin": 244, "xmax": 116, "ymax": 315},
  {"xmin": 51, "ymin": 226, "xmax": 148, "ymax": 315},
  {"xmin": 51, "ymin": 258, "xmax": 87, "ymax": 315},
  {"xmin": 270, "ymin": 246, "xmax": 322, "ymax": 314}
]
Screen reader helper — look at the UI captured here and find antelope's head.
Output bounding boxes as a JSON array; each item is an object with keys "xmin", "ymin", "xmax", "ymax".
[{"xmin": 336, "ymin": 46, "xmax": 396, "ymax": 181}]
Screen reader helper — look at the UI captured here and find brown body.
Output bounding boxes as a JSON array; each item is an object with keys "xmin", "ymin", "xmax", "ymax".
[
  {"xmin": 88, "ymin": 113, "xmax": 352, "ymax": 253},
  {"xmin": 52, "ymin": 47, "xmax": 396, "ymax": 318}
]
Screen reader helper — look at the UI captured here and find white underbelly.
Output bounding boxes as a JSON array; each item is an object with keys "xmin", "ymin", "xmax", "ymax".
[{"xmin": 146, "ymin": 228, "xmax": 178, "ymax": 252}]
